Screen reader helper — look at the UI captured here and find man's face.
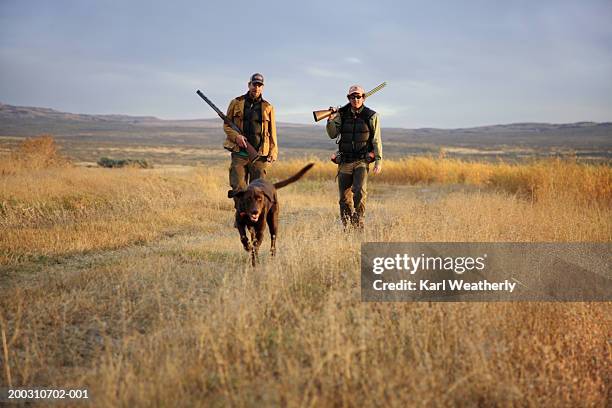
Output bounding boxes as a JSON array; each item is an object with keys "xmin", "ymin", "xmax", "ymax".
[
  {"xmin": 348, "ymin": 93, "xmax": 365, "ymax": 110},
  {"xmin": 248, "ymin": 81, "xmax": 264, "ymax": 99}
]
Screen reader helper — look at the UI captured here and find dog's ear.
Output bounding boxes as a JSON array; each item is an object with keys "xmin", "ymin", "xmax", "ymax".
[
  {"xmin": 255, "ymin": 187, "xmax": 274, "ymax": 203},
  {"xmin": 228, "ymin": 189, "xmax": 245, "ymax": 199}
]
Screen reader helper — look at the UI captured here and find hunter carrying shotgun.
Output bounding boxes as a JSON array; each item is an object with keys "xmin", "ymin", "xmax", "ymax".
[
  {"xmin": 321, "ymin": 83, "xmax": 385, "ymax": 231},
  {"xmin": 196, "ymin": 90, "xmax": 259, "ymax": 163},
  {"xmin": 197, "ymin": 72, "xmax": 278, "ymax": 197}
]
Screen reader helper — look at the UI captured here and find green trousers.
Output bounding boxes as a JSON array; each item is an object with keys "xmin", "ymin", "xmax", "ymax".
[{"xmin": 229, "ymin": 154, "xmax": 269, "ymax": 192}]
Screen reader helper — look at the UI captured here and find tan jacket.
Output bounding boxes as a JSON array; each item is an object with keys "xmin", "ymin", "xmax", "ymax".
[{"xmin": 223, "ymin": 95, "xmax": 278, "ymax": 160}]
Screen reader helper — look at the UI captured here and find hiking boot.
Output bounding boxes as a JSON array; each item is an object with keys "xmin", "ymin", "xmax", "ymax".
[{"xmin": 351, "ymin": 213, "xmax": 364, "ymax": 231}]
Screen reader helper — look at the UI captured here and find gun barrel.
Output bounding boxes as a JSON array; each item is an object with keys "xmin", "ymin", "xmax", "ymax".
[
  {"xmin": 196, "ymin": 90, "xmax": 234, "ymax": 128},
  {"xmin": 196, "ymin": 89, "xmax": 260, "ymax": 163},
  {"xmin": 365, "ymin": 81, "xmax": 387, "ymax": 98}
]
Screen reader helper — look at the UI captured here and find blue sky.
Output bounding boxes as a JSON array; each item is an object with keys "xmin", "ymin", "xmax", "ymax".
[{"xmin": 1, "ymin": 0, "xmax": 611, "ymax": 128}]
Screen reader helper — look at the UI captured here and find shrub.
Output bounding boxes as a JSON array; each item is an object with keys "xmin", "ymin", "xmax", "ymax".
[
  {"xmin": 1, "ymin": 135, "xmax": 70, "ymax": 174},
  {"xmin": 97, "ymin": 157, "xmax": 151, "ymax": 169}
]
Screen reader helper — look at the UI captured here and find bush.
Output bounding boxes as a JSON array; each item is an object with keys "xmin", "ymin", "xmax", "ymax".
[
  {"xmin": 0, "ymin": 135, "xmax": 70, "ymax": 174},
  {"xmin": 97, "ymin": 157, "xmax": 151, "ymax": 169}
]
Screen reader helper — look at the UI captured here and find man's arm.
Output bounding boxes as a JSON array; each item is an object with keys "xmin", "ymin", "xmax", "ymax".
[
  {"xmin": 223, "ymin": 99, "xmax": 240, "ymax": 143},
  {"xmin": 371, "ymin": 113, "xmax": 383, "ymax": 173},
  {"xmin": 268, "ymin": 105, "xmax": 278, "ymax": 161},
  {"xmin": 371, "ymin": 113, "xmax": 383, "ymax": 162},
  {"xmin": 326, "ymin": 113, "xmax": 341, "ymax": 139}
]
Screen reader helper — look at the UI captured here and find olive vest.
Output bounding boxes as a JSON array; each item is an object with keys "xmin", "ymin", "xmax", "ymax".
[{"xmin": 338, "ymin": 104, "xmax": 376, "ymax": 161}]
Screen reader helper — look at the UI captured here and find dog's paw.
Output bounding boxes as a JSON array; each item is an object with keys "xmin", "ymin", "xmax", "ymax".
[{"xmin": 240, "ymin": 235, "xmax": 251, "ymax": 251}]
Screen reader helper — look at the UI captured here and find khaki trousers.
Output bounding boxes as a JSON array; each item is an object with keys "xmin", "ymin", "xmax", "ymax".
[{"xmin": 337, "ymin": 160, "xmax": 368, "ymax": 227}]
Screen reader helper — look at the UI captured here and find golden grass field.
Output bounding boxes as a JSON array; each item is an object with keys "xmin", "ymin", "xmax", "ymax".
[{"xmin": 1, "ymin": 137, "xmax": 611, "ymax": 406}]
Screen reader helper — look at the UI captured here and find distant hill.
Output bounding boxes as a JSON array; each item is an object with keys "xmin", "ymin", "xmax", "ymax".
[
  {"xmin": 1, "ymin": 103, "xmax": 611, "ymax": 160},
  {"xmin": 0, "ymin": 103, "xmax": 220, "ymax": 127}
]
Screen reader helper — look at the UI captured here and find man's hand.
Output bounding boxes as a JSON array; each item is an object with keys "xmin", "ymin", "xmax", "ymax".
[
  {"xmin": 236, "ymin": 135, "xmax": 247, "ymax": 148},
  {"xmin": 373, "ymin": 161, "xmax": 382, "ymax": 175},
  {"xmin": 327, "ymin": 106, "xmax": 338, "ymax": 121}
]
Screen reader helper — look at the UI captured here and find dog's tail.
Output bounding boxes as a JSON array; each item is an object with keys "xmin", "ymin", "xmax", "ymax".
[{"xmin": 274, "ymin": 163, "xmax": 315, "ymax": 189}]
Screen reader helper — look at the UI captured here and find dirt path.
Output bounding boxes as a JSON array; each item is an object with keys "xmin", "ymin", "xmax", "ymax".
[
  {"xmin": 0, "ymin": 183, "xmax": 480, "ymax": 292},
  {"xmin": 0, "ymin": 228, "xmax": 231, "ymax": 291}
]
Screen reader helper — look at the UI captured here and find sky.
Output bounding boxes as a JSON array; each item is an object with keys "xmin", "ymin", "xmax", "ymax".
[{"xmin": 1, "ymin": 0, "xmax": 611, "ymax": 128}]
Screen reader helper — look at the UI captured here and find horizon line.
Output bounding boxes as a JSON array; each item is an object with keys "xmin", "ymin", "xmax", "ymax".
[{"xmin": 2, "ymin": 101, "xmax": 611, "ymax": 131}]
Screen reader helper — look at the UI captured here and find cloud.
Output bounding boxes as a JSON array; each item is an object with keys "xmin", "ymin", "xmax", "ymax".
[
  {"xmin": 371, "ymin": 104, "xmax": 409, "ymax": 118},
  {"xmin": 345, "ymin": 57, "xmax": 362, "ymax": 64},
  {"xmin": 2, "ymin": 1, "xmax": 611, "ymax": 127},
  {"xmin": 304, "ymin": 66, "xmax": 345, "ymax": 79}
]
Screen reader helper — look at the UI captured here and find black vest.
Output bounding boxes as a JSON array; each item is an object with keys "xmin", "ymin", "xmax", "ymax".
[
  {"xmin": 242, "ymin": 94, "xmax": 263, "ymax": 149},
  {"xmin": 338, "ymin": 104, "xmax": 376, "ymax": 161}
]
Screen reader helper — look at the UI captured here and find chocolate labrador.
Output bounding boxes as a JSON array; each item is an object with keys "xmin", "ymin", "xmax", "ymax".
[{"xmin": 228, "ymin": 163, "xmax": 314, "ymax": 266}]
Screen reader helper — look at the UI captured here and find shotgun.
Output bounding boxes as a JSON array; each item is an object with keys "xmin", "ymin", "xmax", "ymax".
[
  {"xmin": 196, "ymin": 90, "xmax": 260, "ymax": 162},
  {"xmin": 312, "ymin": 82, "xmax": 387, "ymax": 122}
]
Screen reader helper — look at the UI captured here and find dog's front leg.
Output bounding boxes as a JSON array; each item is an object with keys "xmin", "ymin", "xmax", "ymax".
[
  {"xmin": 249, "ymin": 227, "xmax": 259, "ymax": 266},
  {"xmin": 270, "ymin": 235, "xmax": 276, "ymax": 257},
  {"xmin": 267, "ymin": 206, "xmax": 278, "ymax": 257},
  {"xmin": 252, "ymin": 226, "xmax": 265, "ymax": 266},
  {"xmin": 250, "ymin": 247, "xmax": 258, "ymax": 267},
  {"xmin": 237, "ymin": 223, "xmax": 251, "ymax": 252}
]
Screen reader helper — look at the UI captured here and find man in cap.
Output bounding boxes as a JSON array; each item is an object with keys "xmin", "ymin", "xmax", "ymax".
[
  {"xmin": 223, "ymin": 73, "xmax": 278, "ymax": 193},
  {"xmin": 326, "ymin": 84, "xmax": 383, "ymax": 230}
]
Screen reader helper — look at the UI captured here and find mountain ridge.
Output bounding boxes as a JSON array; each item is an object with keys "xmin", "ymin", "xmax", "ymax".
[
  {"xmin": 1, "ymin": 103, "xmax": 611, "ymax": 159},
  {"xmin": 2, "ymin": 102, "xmax": 611, "ymax": 132}
]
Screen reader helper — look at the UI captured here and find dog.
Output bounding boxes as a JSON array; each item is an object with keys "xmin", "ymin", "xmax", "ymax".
[{"xmin": 228, "ymin": 163, "xmax": 314, "ymax": 266}]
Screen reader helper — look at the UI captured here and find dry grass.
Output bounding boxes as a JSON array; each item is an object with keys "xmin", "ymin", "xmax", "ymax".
[
  {"xmin": 271, "ymin": 156, "xmax": 612, "ymax": 206},
  {"xmin": 0, "ymin": 141, "xmax": 610, "ymax": 406},
  {"xmin": 0, "ymin": 137, "xmax": 228, "ymax": 264},
  {"xmin": 0, "ymin": 165, "xmax": 230, "ymax": 264}
]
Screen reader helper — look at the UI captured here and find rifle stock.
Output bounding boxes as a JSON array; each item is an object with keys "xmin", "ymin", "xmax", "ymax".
[
  {"xmin": 196, "ymin": 90, "xmax": 260, "ymax": 162},
  {"xmin": 313, "ymin": 108, "xmax": 337, "ymax": 122},
  {"xmin": 236, "ymin": 136, "xmax": 260, "ymax": 163}
]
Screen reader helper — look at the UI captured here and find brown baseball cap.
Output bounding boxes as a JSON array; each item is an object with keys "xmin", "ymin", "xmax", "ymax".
[
  {"xmin": 250, "ymin": 73, "xmax": 264, "ymax": 85},
  {"xmin": 347, "ymin": 84, "xmax": 365, "ymax": 96}
]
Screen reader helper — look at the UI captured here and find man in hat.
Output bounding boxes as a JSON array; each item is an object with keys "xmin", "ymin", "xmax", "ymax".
[
  {"xmin": 326, "ymin": 84, "xmax": 383, "ymax": 230},
  {"xmin": 223, "ymin": 73, "xmax": 278, "ymax": 193}
]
